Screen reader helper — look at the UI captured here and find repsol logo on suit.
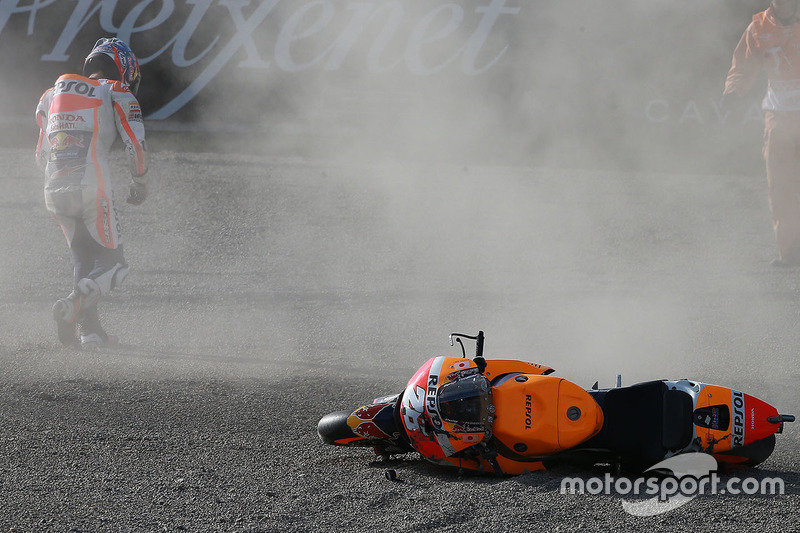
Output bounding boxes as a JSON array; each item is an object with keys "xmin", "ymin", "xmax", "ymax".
[{"xmin": 54, "ymin": 79, "xmax": 97, "ymax": 97}]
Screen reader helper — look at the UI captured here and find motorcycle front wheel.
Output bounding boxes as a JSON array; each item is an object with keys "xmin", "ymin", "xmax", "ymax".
[{"xmin": 317, "ymin": 410, "xmax": 362, "ymax": 446}]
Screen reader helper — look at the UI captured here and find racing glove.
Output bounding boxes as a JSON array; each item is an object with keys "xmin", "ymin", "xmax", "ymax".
[{"xmin": 126, "ymin": 179, "xmax": 148, "ymax": 205}]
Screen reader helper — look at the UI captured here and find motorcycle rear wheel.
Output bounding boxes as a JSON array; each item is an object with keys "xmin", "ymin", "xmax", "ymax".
[{"xmin": 714, "ymin": 434, "xmax": 776, "ymax": 467}]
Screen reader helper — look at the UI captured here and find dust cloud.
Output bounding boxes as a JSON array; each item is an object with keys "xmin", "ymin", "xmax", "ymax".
[
  {"xmin": 158, "ymin": 1, "xmax": 791, "ymax": 398},
  {"xmin": 190, "ymin": 2, "xmax": 764, "ymax": 377}
]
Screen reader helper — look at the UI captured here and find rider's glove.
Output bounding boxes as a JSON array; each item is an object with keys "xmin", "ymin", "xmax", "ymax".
[{"xmin": 126, "ymin": 179, "xmax": 148, "ymax": 205}]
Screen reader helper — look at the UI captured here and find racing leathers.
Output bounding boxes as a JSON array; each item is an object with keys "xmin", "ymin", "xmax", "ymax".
[
  {"xmin": 724, "ymin": 6, "xmax": 800, "ymax": 263},
  {"xmin": 35, "ymin": 73, "xmax": 147, "ymax": 342}
]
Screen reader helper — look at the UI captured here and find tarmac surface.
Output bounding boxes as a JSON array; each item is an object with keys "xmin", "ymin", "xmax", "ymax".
[{"xmin": 1, "ymin": 145, "xmax": 798, "ymax": 532}]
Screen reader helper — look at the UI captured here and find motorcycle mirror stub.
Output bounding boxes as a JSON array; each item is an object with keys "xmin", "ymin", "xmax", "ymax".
[{"xmin": 768, "ymin": 414, "xmax": 796, "ymax": 433}]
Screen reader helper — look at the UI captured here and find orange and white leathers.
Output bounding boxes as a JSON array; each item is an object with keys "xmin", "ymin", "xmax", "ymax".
[
  {"xmin": 35, "ymin": 74, "xmax": 147, "ymax": 256},
  {"xmin": 724, "ymin": 6, "xmax": 800, "ymax": 261}
]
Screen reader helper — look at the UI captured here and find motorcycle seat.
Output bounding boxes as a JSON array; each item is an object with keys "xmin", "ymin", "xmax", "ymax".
[
  {"xmin": 588, "ymin": 381, "xmax": 694, "ymax": 462},
  {"xmin": 662, "ymin": 388, "xmax": 694, "ymax": 450}
]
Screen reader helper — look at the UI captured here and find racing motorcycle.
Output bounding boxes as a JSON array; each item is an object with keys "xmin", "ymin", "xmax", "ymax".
[{"xmin": 317, "ymin": 331, "xmax": 795, "ymax": 475}]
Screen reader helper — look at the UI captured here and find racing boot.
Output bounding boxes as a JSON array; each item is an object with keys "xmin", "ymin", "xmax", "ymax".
[
  {"xmin": 78, "ymin": 305, "xmax": 117, "ymax": 350},
  {"xmin": 53, "ymin": 277, "xmax": 103, "ymax": 347},
  {"xmin": 52, "ymin": 291, "xmax": 81, "ymax": 346}
]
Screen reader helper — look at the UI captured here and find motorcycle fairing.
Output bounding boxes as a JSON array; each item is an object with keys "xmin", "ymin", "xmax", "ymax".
[
  {"xmin": 400, "ymin": 356, "xmax": 493, "ymax": 461},
  {"xmin": 693, "ymin": 383, "xmax": 780, "ymax": 455},
  {"xmin": 492, "ymin": 374, "xmax": 605, "ymax": 456},
  {"xmin": 481, "ymin": 360, "xmax": 554, "ymax": 379},
  {"xmin": 430, "ymin": 372, "xmax": 605, "ymax": 475},
  {"xmin": 347, "ymin": 403, "xmax": 399, "ymax": 442}
]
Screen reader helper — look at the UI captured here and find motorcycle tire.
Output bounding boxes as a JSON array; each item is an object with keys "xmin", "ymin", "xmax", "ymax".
[
  {"xmin": 317, "ymin": 410, "xmax": 358, "ymax": 445},
  {"xmin": 714, "ymin": 434, "xmax": 776, "ymax": 467}
]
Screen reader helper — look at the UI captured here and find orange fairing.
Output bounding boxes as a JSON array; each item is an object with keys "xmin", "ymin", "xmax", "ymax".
[
  {"xmin": 695, "ymin": 384, "xmax": 734, "ymax": 453},
  {"xmin": 492, "ymin": 374, "xmax": 604, "ymax": 457},
  {"xmin": 696, "ymin": 384, "xmax": 780, "ymax": 454},
  {"xmin": 482, "ymin": 360, "xmax": 554, "ymax": 379}
]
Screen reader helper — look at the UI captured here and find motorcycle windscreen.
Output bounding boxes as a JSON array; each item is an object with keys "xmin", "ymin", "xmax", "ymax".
[{"xmin": 437, "ymin": 375, "xmax": 492, "ymax": 426}]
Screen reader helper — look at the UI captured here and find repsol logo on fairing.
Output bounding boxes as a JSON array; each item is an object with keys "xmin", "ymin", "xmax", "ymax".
[
  {"xmin": 524, "ymin": 394, "xmax": 532, "ymax": 429},
  {"xmin": 54, "ymin": 79, "xmax": 97, "ymax": 97},
  {"xmin": 427, "ymin": 374, "xmax": 442, "ymax": 429},
  {"xmin": 732, "ymin": 390, "xmax": 745, "ymax": 448}
]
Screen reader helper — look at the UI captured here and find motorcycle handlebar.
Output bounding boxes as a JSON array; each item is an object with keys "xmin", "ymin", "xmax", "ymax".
[{"xmin": 449, "ymin": 330, "xmax": 485, "ymax": 359}]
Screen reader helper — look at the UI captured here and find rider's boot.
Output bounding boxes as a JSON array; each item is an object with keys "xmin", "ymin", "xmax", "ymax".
[
  {"xmin": 52, "ymin": 291, "xmax": 81, "ymax": 346},
  {"xmin": 79, "ymin": 304, "xmax": 117, "ymax": 350}
]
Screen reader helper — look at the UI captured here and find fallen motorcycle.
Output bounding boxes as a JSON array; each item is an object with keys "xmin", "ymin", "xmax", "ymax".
[{"xmin": 318, "ymin": 331, "xmax": 794, "ymax": 475}]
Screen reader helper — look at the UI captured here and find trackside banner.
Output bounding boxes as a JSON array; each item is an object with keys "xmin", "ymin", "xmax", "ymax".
[
  {"xmin": 0, "ymin": 0, "xmax": 767, "ymax": 169},
  {"xmin": 2, "ymin": 1, "xmax": 522, "ymax": 120}
]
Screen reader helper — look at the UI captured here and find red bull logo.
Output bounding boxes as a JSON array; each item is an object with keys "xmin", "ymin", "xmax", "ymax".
[
  {"xmin": 49, "ymin": 132, "xmax": 85, "ymax": 151},
  {"xmin": 347, "ymin": 404, "xmax": 394, "ymax": 440}
]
